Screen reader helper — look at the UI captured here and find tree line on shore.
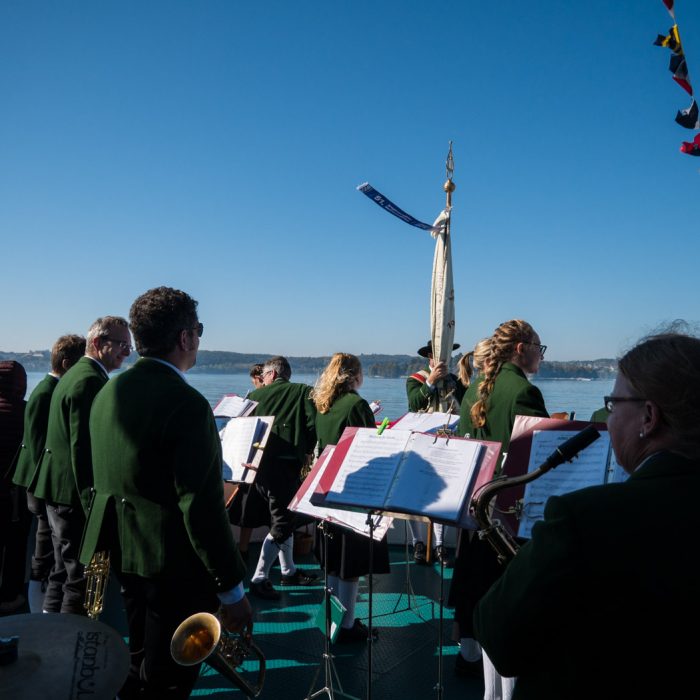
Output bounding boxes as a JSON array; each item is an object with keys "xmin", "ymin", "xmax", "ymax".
[{"xmin": 2, "ymin": 349, "xmax": 617, "ymax": 379}]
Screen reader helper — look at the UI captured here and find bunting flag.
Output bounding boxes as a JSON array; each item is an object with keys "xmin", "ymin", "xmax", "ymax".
[
  {"xmin": 356, "ymin": 182, "xmax": 442, "ymax": 232},
  {"xmin": 675, "ymin": 99, "xmax": 699, "ymax": 129},
  {"xmin": 680, "ymin": 133, "xmax": 700, "ymax": 155},
  {"xmin": 654, "ymin": 25, "xmax": 683, "ymax": 54},
  {"xmin": 653, "ymin": 2, "xmax": 698, "ymax": 156},
  {"xmin": 669, "ymin": 53, "xmax": 693, "ymax": 95}
]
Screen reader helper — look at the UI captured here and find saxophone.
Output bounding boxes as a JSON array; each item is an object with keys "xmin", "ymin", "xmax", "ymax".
[
  {"xmin": 84, "ymin": 550, "xmax": 110, "ymax": 619},
  {"xmin": 471, "ymin": 425, "xmax": 601, "ymax": 564}
]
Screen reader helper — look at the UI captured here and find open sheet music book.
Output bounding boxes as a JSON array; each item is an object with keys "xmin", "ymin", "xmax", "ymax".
[
  {"xmin": 390, "ymin": 411, "xmax": 459, "ymax": 434},
  {"xmin": 288, "ymin": 446, "xmax": 390, "ymax": 541},
  {"xmin": 213, "ymin": 394, "xmax": 258, "ymax": 418},
  {"xmin": 311, "ymin": 427, "xmax": 501, "ymax": 527},
  {"xmin": 503, "ymin": 415, "xmax": 627, "ymax": 538},
  {"xmin": 221, "ymin": 416, "xmax": 274, "ymax": 484}
]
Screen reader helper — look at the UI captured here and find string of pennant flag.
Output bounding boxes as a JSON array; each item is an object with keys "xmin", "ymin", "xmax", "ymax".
[{"xmin": 654, "ymin": 0, "xmax": 700, "ymax": 155}]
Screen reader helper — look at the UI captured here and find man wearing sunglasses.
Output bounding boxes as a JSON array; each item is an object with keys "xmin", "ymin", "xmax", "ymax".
[{"xmin": 81, "ymin": 286, "xmax": 251, "ymax": 699}]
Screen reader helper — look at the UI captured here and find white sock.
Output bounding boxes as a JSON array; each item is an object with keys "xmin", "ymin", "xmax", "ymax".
[
  {"xmin": 459, "ymin": 637, "xmax": 482, "ymax": 662},
  {"xmin": 277, "ymin": 535, "xmax": 296, "ymax": 577},
  {"xmin": 252, "ymin": 534, "xmax": 279, "ymax": 583},
  {"xmin": 336, "ymin": 579, "xmax": 359, "ymax": 628},
  {"xmin": 433, "ymin": 523, "xmax": 444, "ymax": 547},
  {"xmin": 408, "ymin": 520, "xmax": 425, "ymax": 546},
  {"xmin": 27, "ymin": 580, "xmax": 45, "ymax": 613}
]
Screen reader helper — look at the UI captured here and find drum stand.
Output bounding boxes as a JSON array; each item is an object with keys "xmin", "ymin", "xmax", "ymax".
[{"xmin": 305, "ymin": 522, "xmax": 360, "ymax": 700}]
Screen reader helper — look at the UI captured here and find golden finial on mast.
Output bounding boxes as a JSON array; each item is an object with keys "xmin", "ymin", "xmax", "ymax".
[{"xmin": 444, "ymin": 140, "xmax": 455, "ymax": 208}]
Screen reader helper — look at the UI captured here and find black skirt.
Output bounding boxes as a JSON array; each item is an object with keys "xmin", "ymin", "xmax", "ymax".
[{"xmin": 314, "ymin": 523, "xmax": 390, "ymax": 579}]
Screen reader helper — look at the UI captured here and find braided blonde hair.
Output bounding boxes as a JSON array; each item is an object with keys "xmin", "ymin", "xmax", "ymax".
[
  {"xmin": 458, "ymin": 338, "xmax": 492, "ymax": 388},
  {"xmin": 470, "ymin": 320, "xmax": 537, "ymax": 429},
  {"xmin": 312, "ymin": 353, "xmax": 362, "ymax": 414}
]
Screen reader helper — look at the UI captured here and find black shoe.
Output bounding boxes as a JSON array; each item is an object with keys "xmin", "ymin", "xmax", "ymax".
[
  {"xmin": 454, "ymin": 653, "xmax": 483, "ymax": 678},
  {"xmin": 248, "ymin": 579, "xmax": 280, "ymax": 600},
  {"xmin": 335, "ymin": 619, "xmax": 378, "ymax": 644},
  {"xmin": 279, "ymin": 569, "xmax": 318, "ymax": 586},
  {"xmin": 434, "ymin": 545, "xmax": 455, "ymax": 568},
  {"xmin": 413, "ymin": 541, "xmax": 427, "ymax": 565}
]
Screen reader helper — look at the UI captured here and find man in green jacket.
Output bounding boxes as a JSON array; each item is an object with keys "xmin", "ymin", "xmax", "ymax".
[
  {"xmin": 12, "ymin": 333, "xmax": 85, "ymax": 612},
  {"xmin": 32, "ymin": 316, "xmax": 131, "ymax": 614},
  {"xmin": 81, "ymin": 286, "xmax": 251, "ymax": 700},
  {"xmin": 247, "ymin": 356, "xmax": 318, "ymax": 600}
]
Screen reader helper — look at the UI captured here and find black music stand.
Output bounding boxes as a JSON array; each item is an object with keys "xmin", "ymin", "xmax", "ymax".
[{"xmin": 305, "ymin": 522, "xmax": 360, "ymax": 700}]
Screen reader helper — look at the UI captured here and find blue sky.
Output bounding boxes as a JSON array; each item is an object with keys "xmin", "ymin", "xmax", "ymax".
[{"xmin": 2, "ymin": 1, "xmax": 698, "ymax": 361}]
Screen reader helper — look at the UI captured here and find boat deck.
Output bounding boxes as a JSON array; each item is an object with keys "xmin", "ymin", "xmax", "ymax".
[{"xmin": 3, "ymin": 542, "xmax": 485, "ymax": 700}]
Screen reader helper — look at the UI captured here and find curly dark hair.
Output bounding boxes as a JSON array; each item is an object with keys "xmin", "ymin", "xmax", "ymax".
[{"xmin": 129, "ymin": 287, "xmax": 199, "ymax": 357}]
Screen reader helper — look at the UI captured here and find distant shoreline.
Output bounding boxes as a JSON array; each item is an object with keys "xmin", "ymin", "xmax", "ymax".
[{"xmin": 2, "ymin": 349, "xmax": 617, "ymax": 380}]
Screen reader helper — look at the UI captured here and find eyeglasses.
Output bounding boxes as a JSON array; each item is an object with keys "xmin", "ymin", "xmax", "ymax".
[
  {"xmin": 603, "ymin": 395, "xmax": 646, "ymax": 413},
  {"xmin": 103, "ymin": 337, "xmax": 133, "ymax": 352},
  {"xmin": 190, "ymin": 323, "xmax": 204, "ymax": 338},
  {"xmin": 524, "ymin": 342, "xmax": 547, "ymax": 358}
]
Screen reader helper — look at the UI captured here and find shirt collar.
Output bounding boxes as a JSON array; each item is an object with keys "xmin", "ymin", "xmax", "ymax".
[{"xmin": 149, "ymin": 357, "xmax": 187, "ymax": 381}]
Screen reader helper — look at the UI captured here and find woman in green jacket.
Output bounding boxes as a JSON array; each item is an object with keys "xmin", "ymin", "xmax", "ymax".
[
  {"xmin": 450, "ymin": 320, "xmax": 548, "ymax": 698},
  {"xmin": 313, "ymin": 353, "xmax": 390, "ymax": 643}
]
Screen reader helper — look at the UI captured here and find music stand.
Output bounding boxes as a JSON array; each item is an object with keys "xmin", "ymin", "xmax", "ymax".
[{"xmin": 305, "ymin": 522, "xmax": 360, "ymax": 700}]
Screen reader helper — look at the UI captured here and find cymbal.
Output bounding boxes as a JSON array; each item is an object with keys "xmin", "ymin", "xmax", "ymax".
[{"xmin": 0, "ymin": 613, "xmax": 129, "ymax": 700}]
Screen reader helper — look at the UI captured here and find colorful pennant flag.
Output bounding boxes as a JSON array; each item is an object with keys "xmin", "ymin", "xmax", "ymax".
[
  {"xmin": 680, "ymin": 133, "xmax": 700, "ymax": 155},
  {"xmin": 675, "ymin": 99, "xmax": 699, "ymax": 129},
  {"xmin": 653, "ymin": 2, "xmax": 697, "ymax": 156}
]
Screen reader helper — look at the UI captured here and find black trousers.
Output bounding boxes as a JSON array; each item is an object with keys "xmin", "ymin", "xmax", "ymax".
[
  {"xmin": 255, "ymin": 461, "xmax": 302, "ymax": 543},
  {"xmin": 0, "ymin": 487, "xmax": 31, "ymax": 602},
  {"xmin": 118, "ymin": 572, "xmax": 219, "ymax": 700},
  {"xmin": 27, "ymin": 492, "xmax": 54, "ymax": 581},
  {"xmin": 44, "ymin": 502, "xmax": 87, "ymax": 614}
]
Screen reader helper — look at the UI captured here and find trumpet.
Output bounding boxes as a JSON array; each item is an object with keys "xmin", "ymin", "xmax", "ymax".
[
  {"xmin": 171, "ymin": 612, "xmax": 265, "ymax": 698},
  {"xmin": 472, "ymin": 425, "xmax": 601, "ymax": 564}
]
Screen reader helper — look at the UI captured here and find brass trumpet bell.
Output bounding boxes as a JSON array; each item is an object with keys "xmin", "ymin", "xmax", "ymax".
[{"xmin": 171, "ymin": 612, "xmax": 265, "ymax": 698}]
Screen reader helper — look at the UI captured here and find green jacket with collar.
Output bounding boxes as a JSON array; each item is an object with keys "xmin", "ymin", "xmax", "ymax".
[
  {"xmin": 80, "ymin": 358, "xmax": 245, "ymax": 593},
  {"xmin": 31, "ymin": 357, "xmax": 107, "ymax": 509}
]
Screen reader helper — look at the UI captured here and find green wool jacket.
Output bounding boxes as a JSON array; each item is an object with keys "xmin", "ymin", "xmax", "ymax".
[
  {"xmin": 473, "ymin": 451, "xmax": 700, "ymax": 700},
  {"xmin": 458, "ymin": 362, "xmax": 548, "ymax": 467},
  {"xmin": 12, "ymin": 373, "xmax": 58, "ymax": 489},
  {"xmin": 80, "ymin": 358, "xmax": 245, "ymax": 593},
  {"xmin": 405, "ymin": 366, "xmax": 465, "ymax": 413},
  {"xmin": 31, "ymin": 357, "xmax": 108, "ymax": 509},
  {"xmin": 249, "ymin": 378, "xmax": 316, "ymax": 468},
  {"xmin": 315, "ymin": 391, "xmax": 375, "ymax": 452}
]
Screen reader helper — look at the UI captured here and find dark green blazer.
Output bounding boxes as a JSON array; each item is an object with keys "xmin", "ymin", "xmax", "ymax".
[
  {"xmin": 249, "ymin": 378, "xmax": 316, "ymax": 468},
  {"xmin": 458, "ymin": 362, "xmax": 548, "ymax": 466},
  {"xmin": 80, "ymin": 358, "xmax": 245, "ymax": 593},
  {"xmin": 590, "ymin": 406, "xmax": 609, "ymax": 423},
  {"xmin": 405, "ymin": 366, "xmax": 465, "ymax": 413},
  {"xmin": 473, "ymin": 451, "xmax": 700, "ymax": 700},
  {"xmin": 13, "ymin": 373, "xmax": 58, "ymax": 489},
  {"xmin": 315, "ymin": 391, "xmax": 375, "ymax": 452},
  {"xmin": 31, "ymin": 357, "xmax": 108, "ymax": 509}
]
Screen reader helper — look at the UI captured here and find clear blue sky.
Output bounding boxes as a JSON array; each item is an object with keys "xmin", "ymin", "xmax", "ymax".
[{"xmin": 2, "ymin": 1, "xmax": 698, "ymax": 361}]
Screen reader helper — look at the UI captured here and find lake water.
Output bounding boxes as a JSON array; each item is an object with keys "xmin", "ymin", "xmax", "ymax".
[{"xmin": 24, "ymin": 371, "xmax": 612, "ymax": 422}]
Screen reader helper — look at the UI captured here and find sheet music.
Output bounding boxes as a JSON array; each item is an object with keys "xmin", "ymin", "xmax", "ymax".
[
  {"xmin": 213, "ymin": 394, "xmax": 257, "ymax": 418},
  {"xmin": 518, "ymin": 430, "xmax": 611, "ymax": 538},
  {"xmin": 391, "ymin": 411, "xmax": 459, "ymax": 434},
  {"xmin": 324, "ymin": 429, "xmax": 410, "ymax": 510},
  {"xmin": 221, "ymin": 417, "xmax": 264, "ymax": 482},
  {"xmin": 386, "ymin": 433, "xmax": 482, "ymax": 521},
  {"xmin": 292, "ymin": 448, "xmax": 390, "ymax": 540}
]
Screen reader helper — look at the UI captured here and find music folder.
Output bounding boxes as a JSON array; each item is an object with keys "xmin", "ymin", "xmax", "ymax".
[
  {"xmin": 288, "ymin": 446, "xmax": 391, "ymax": 541},
  {"xmin": 213, "ymin": 393, "xmax": 258, "ymax": 419},
  {"xmin": 221, "ymin": 416, "xmax": 274, "ymax": 484},
  {"xmin": 309, "ymin": 427, "xmax": 501, "ymax": 528},
  {"xmin": 499, "ymin": 415, "xmax": 624, "ymax": 538}
]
